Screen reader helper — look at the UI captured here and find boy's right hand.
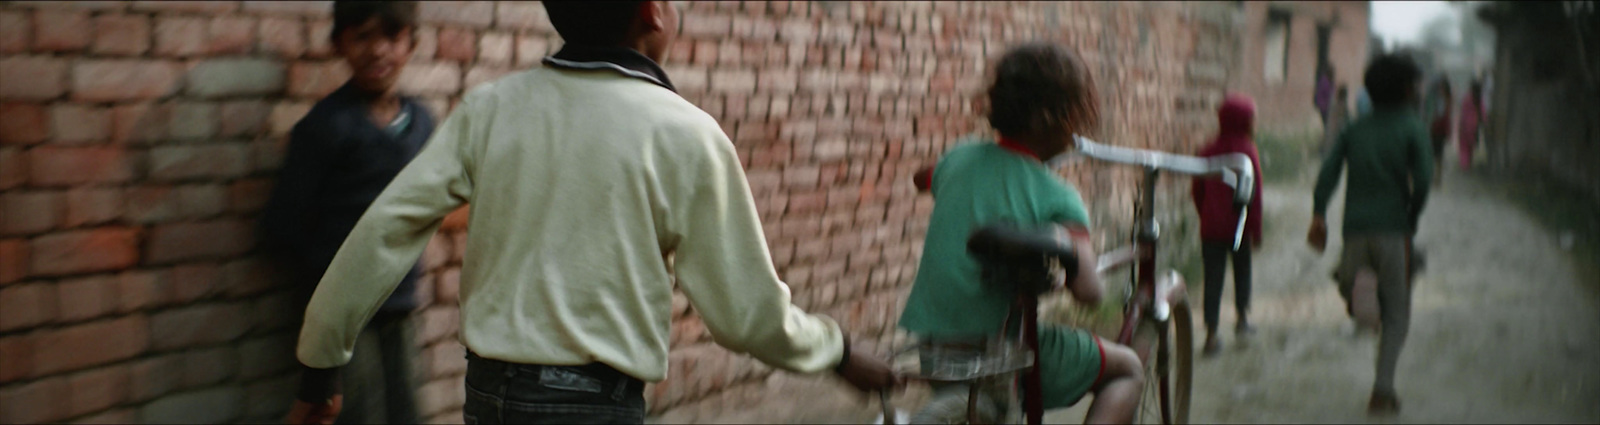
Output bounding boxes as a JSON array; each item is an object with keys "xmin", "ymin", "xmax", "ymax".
[
  {"xmin": 835, "ymin": 345, "xmax": 902, "ymax": 393},
  {"xmin": 1307, "ymin": 216, "xmax": 1328, "ymax": 253}
]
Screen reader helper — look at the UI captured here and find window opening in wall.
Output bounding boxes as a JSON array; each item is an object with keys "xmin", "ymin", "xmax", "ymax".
[{"xmin": 1264, "ymin": 9, "xmax": 1292, "ymax": 84}]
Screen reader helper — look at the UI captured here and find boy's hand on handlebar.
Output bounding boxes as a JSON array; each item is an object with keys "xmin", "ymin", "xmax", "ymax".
[{"xmin": 835, "ymin": 345, "xmax": 902, "ymax": 392}]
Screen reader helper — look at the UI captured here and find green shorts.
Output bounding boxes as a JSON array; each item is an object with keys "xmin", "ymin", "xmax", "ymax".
[
  {"xmin": 1037, "ymin": 325, "xmax": 1104, "ymax": 409},
  {"xmin": 916, "ymin": 325, "xmax": 1104, "ymax": 410}
]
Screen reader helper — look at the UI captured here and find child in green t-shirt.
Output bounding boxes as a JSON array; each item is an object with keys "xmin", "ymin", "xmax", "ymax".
[{"xmin": 903, "ymin": 43, "xmax": 1144, "ymax": 424}]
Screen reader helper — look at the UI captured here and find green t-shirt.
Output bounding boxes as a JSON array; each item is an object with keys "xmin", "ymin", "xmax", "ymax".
[{"xmin": 899, "ymin": 139, "xmax": 1092, "ymax": 339}]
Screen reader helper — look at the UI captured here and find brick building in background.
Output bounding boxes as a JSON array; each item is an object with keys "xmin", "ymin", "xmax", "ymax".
[
  {"xmin": 1230, "ymin": 1, "xmax": 1370, "ymax": 136},
  {"xmin": 1, "ymin": 1, "xmax": 1243, "ymax": 423}
]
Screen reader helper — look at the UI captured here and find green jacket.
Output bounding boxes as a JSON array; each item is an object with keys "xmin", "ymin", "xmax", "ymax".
[{"xmin": 1314, "ymin": 106, "xmax": 1434, "ymax": 235}]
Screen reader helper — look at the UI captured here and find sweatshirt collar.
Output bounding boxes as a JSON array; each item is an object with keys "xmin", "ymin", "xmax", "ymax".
[
  {"xmin": 542, "ymin": 45, "xmax": 677, "ymax": 92},
  {"xmin": 996, "ymin": 136, "xmax": 1042, "ymax": 160}
]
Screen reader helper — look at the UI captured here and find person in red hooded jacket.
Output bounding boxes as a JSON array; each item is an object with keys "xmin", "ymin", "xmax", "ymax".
[{"xmin": 1190, "ymin": 93, "xmax": 1265, "ymax": 356}]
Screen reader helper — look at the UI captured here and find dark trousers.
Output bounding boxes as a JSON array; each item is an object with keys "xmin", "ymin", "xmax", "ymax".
[
  {"xmin": 337, "ymin": 310, "xmax": 421, "ymax": 425},
  {"xmin": 1201, "ymin": 241, "xmax": 1252, "ymax": 333},
  {"xmin": 463, "ymin": 352, "xmax": 646, "ymax": 424}
]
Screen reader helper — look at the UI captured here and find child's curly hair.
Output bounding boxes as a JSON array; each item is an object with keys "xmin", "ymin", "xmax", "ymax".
[{"xmin": 987, "ymin": 43, "xmax": 1101, "ymax": 139}]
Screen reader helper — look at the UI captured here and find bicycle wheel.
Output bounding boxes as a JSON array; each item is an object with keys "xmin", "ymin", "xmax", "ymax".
[{"xmin": 1135, "ymin": 300, "xmax": 1193, "ymax": 424}]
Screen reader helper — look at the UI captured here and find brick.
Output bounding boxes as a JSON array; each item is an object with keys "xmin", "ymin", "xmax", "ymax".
[
  {"xmin": 28, "ymin": 146, "xmax": 135, "ymax": 186},
  {"xmin": 207, "ymin": 15, "xmax": 256, "ymax": 54},
  {"xmin": 9, "ymin": 1, "xmax": 124, "ymax": 10},
  {"xmin": 269, "ymin": 100, "xmax": 313, "ymax": 137},
  {"xmin": 258, "ymin": 17, "xmax": 306, "ymax": 58},
  {"xmin": 420, "ymin": 1, "xmax": 494, "ymax": 27},
  {"xmin": 49, "ymin": 103, "xmax": 111, "ymax": 144},
  {"xmin": 145, "ymin": 219, "xmax": 254, "ymax": 264},
  {"xmin": 416, "ymin": 376, "xmax": 464, "ymax": 417},
  {"xmin": 227, "ymin": 177, "xmax": 272, "ymax": 213},
  {"xmin": 464, "ymin": 65, "xmax": 512, "ymax": 91},
  {"xmin": 131, "ymin": 1, "xmax": 239, "ymax": 13},
  {"xmin": 306, "ymin": 19, "xmax": 333, "ymax": 58},
  {"xmin": 413, "ymin": 26, "xmax": 438, "ymax": 60},
  {"xmin": 219, "ymin": 100, "xmax": 270, "ymax": 137},
  {"xmin": 33, "ymin": 9, "xmax": 90, "ymax": 52},
  {"xmin": 287, "ymin": 60, "xmax": 349, "ymax": 99},
  {"xmin": 117, "ymin": 269, "xmax": 169, "ymax": 312},
  {"xmin": 425, "ymin": 342, "xmax": 467, "ymax": 378},
  {"xmin": 221, "ymin": 257, "xmax": 276, "ymax": 297},
  {"xmin": 71, "ymin": 408, "xmax": 136, "ymax": 425},
  {"xmin": 710, "ymin": 69, "xmax": 757, "ymax": 93},
  {"xmin": 172, "ymin": 184, "xmax": 229, "ymax": 219},
  {"xmin": 181, "ymin": 346, "xmax": 239, "ymax": 387},
  {"xmin": 242, "ymin": 1, "xmax": 331, "ymax": 16},
  {"xmin": 0, "ymin": 102, "xmax": 49, "ymax": 144},
  {"xmin": 0, "ymin": 239, "xmax": 26, "ymax": 284},
  {"xmin": 168, "ymin": 262, "xmax": 222, "ymax": 303},
  {"xmin": 0, "ymin": 11, "xmax": 29, "ymax": 54},
  {"xmin": 64, "ymin": 187, "xmax": 124, "ymax": 228},
  {"xmin": 436, "ymin": 267, "xmax": 461, "ymax": 303},
  {"xmin": 111, "ymin": 102, "xmax": 172, "ymax": 144},
  {"xmin": 243, "ymin": 374, "xmax": 296, "ymax": 418},
  {"xmin": 66, "ymin": 364, "xmax": 131, "ymax": 415},
  {"xmin": 127, "ymin": 354, "xmax": 182, "ymax": 402},
  {"xmin": 148, "ymin": 143, "xmax": 252, "ymax": 181},
  {"xmin": 495, "ymin": 2, "xmax": 550, "ymax": 31},
  {"xmin": 0, "ymin": 56, "xmax": 68, "ymax": 100},
  {"xmin": 1, "ymin": 191, "xmax": 64, "ymax": 236},
  {"xmin": 152, "ymin": 15, "xmax": 205, "ymax": 57},
  {"xmin": 251, "ymin": 290, "xmax": 297, "ymax": 332},
  {"xmin": 167, "ymin": 101, "xmax": 217, "ymax": 141},
  {"xmin": 149, "ymin": 303, "xmax": 249, "ymax": 351},
  {"xmin": 237, "ymin": 332, "xmax": 296, "ymax": 380},
  {"xmin": 0, "ymin": 282, "xmax": 57, "ymax": 331},
  {"xmin": 91, "ymin": 14, "xmax": 151, "ymax": 56},
  {"xmin": 683, "ymin": 12, "xmax": 732, "ymax": 37},
  {"xmin": 436, "ymin": 27, "xmax": 476, "ymax": 62},
  {"xmin": 416, "ymin": 305, "xmax": 458, "ymax": 345},
  {"xmin": 30, "ymin": 227, "xmax": 141, "ymax": 277},
  {"xmin": 138, "ymin": 386, "xmax": 244, "ymax": 425},
  {"xmin": 186, "ymin": 58, "xmax": 286, "ymax": 98},
  {"xmin": 0, "ymin": 375, "xmax": 69, "ymax": 424},
  {"xmin": 479, "ymin": 31, "xmax": 513, "ymax": 65},
  {"xmin": 252, "ymin": 138, "xmax": 286, "ymax": 172},
  {"xmin": 398, "ymin": 62, "xmax": 462, "ymax": 96},
  {"xmin": 125, "ymin": 185, "xmax": 178, "ymax": 223},
  {"xmin": 0, "ymin": 148, "xmax": 25, "ymax": 190},
  {"xmin": 71, "ymin": 60, "xmax": 182, "ymax": 102},
  {"xmin": 35, "ymin": 315, "xmax": 150, "ymax": 376}
]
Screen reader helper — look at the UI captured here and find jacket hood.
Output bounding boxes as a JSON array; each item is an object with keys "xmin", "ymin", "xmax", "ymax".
[{"xmin": 1217, "ymin": 93, "xmax": 1255, "ymax": 140}]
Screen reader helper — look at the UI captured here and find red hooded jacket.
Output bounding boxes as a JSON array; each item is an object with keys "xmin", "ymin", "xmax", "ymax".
[{"xmin": 1191, "ymin": 94, "xmax": 1264, "ymax": 246}]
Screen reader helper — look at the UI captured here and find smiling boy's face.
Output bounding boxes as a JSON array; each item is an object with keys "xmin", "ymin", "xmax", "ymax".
[{"xmin": 335, "ymin": 18, "xmax": 414, "ymax": 96}]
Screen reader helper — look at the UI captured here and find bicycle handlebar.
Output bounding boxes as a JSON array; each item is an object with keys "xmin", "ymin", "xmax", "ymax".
[{"xmin": 1054, "ymin": 135, "xmax": 1257, "ymax": 250}]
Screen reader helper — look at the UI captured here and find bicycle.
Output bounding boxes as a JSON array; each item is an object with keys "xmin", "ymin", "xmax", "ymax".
[{"xmin": 879, "ymin": 135, "xmax": 1256, "ymax": 425}]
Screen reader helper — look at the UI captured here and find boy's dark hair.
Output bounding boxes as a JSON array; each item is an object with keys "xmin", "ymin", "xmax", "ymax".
[
  {"xmin": 987, "ymin": 43, "xmax": 1100, "ymax": 138},
  {"xmin": 1362, "ymin": 53, "xmax": 1422, "ymax": 107},
  {"xmin": 331, "ymin": 1, "xmax": 419, "ymax": 41},
  {"xmin": 542, "ymin": 1, "xmax": 646, "ymax": 46}
]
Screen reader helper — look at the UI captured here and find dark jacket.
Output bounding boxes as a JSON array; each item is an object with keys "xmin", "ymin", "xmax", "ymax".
[
  {"xmin": 1191, "ymin": 94, "xmax": 1264, "ymax": 245},
  {"xmin": 258, "ymin": 82, "xmax": 435, "ymax": 311}
]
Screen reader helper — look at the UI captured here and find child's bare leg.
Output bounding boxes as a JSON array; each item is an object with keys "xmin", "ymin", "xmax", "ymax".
[{"xmin": 1085, "ymin": 342, "xmax": 1143, "ymax": 424}]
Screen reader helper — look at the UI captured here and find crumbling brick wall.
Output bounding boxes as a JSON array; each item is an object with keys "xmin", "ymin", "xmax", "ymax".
[{"xmin": 0, "ymin": 1, "xmax": 1239, "ymax": 423}]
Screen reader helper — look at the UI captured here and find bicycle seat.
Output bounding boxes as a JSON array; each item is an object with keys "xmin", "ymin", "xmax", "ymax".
[{"xmin": 967, "ymin": 224, "xmax": 1080, "ymax": 296}]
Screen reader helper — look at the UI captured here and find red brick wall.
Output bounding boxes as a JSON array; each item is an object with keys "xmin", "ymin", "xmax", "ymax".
[
  {"xmin": 1231, "ymin": 1, "xmax": 1370, "ymax": 135},
  {"xmin": 0, "ymin": 1, "xmax": 1241, "ymax": 423}
]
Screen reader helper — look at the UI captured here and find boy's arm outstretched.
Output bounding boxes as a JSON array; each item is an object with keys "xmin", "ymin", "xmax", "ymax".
[{"xmin": 1060, "ymin": 224, "xmax": 1104, "ymax": 305}]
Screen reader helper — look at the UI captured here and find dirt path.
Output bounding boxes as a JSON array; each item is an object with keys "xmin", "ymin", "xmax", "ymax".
[
  {"xmin": 1055, "ymin": 164, "xmax": 1600, "ymax": 423},
  {"xmin": 668, "ymin": 162, "xmax": 1600, "ymax": 424}
]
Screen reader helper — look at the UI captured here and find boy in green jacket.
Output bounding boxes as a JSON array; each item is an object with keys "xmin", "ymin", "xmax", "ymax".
[{"xmin": 1307, "ymin": 53, "xmax": 1433, "ymax": 416}]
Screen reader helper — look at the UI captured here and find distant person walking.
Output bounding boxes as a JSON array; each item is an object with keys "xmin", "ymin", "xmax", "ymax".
[
  {"xmin": 1425, "ymin": 79, "xmax": 1453, "ymax": 185},
  {"xmin": 1308, "ymin": 53, "xmax": 1433, "ymax": 416},
  {"xmin": 1457, "ymin": 81, "xmax": 1485, "ymax": 171},
  {"xmin": 1314, "ymin": 66, "xmax": 1336, "ymax": 126},
  {"xmin": 1192, "ymin": 93, "xmax": 1265, "ymax": 356}
]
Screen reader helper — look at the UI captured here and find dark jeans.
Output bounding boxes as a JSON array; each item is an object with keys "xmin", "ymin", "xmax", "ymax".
[
  {"xmin": 337, "ymin": 310, "xmax": 421, "ymax": 425},
  {"xmin": 1201, "ymin": 241, "xmax": 1252, "ymax": 333},
  {"xmin": 463, "ymin": 352, "xmax": 646, "ymax": 424}
]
